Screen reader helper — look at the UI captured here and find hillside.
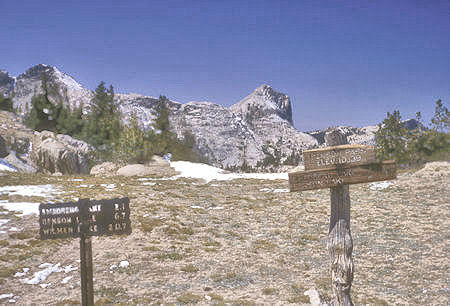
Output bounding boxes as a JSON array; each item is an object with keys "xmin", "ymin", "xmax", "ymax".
[
  {"xmin": 0, "ymin": 162, "xmax": 448, "ymax": 304},
  {"xmin": 3, "ymin": 65, "xmax": 319, "ymax": 169}
]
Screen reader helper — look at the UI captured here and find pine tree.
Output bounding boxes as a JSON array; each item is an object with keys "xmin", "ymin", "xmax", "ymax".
[
  {"xmin": 24, "ymin": 73, "xmax": 60, "ymax": 131},
  {"xmin": 152, "ymin": 95, "xmax": 172, "ymax": 155},
  {"xmin": 82, "ymin": 82, "xmax": 121, "ymax": 148},
  {"xmin": 116, "ymin": 114, "xmax": 154, "ymax": 163},
  {"xmin": 374, "ymin": 110, "xmax": 411, "ymax": 164},
  {"xmin": 431, "ymin": 99, "xmax": 449, "ymax": 132},
  {"xmin": 0, "ymin": 95, "xmax": 13, "ymax": 112}
]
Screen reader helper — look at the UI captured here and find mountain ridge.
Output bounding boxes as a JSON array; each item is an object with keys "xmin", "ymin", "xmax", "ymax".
[{"xmin": 2, "ymin": 64, "xmax": 418, "ymax": 169}]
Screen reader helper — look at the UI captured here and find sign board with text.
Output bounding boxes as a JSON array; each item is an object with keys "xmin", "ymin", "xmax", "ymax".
[
  {"xmin": 303, "ymin": 144, "xmax": 376, "ymax": 171},
  {"xmin": 289, "ymin": 160, "xmax": 396, "ymax": 192},
  {"xmin": 38, "ymin": 197, "xmax": 131, "ymax": 306},
  {"xmin": 39, "ymin": 197, "xmax": 131, "ymax": 240}
]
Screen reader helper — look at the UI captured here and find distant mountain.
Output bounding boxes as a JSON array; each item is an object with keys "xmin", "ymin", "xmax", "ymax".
[
  {"xmin": 307, "ymin": 119, "xmax": 426, "ymax": 146},
  {"xmin": 118, "ymin": 85, "xmax": 318, "ymax": 169},
  {"xmin": 6, "ymin": 64, "xmax": 421, "ymax": 170},
  {"xmin": 12, "ymin": 64, "xmax": 93, "ymax": 115}
]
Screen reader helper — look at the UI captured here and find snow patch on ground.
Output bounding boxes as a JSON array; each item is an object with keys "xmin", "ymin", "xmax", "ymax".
[
  {"xmin": 0, "ymin": 293, "xmax": 14, "ymax": 300},
  {"xmin": 119, "ymin": 260, "xmax": 129, "ymax": 268},
  {"xmin": 170, "ymin": 161, "xmax": 288, "ymax": 183},
  {"xmin": 100, "ymin": 183, "xmax": 115, "ymax": 190},
  {"xmin": 22, "ymin": 263, "xmax": 62, "ymax": 285},
  {"xmin": 273, "ymin": 188, "xmax": 289, "ymax": 193},
  {"xmin": 63, "ymin": 265, "xmax": 77, "ymax": 273},
  {"xmin": 61, "ymin": 276, "xmax": 72, "ymax": 284},
  {"xmin": 0, "ymin": 185, "xmax": 61, "ymax": 198},
  {"xmin": 0, "ymin": 201, "xmax": 40, "ymax": 215},
  {"xmin": 14, "ymin": 268, "xmax": 29, "ymax": 278},
  {"xmin": 304, "ymin": 288, "xmax": 322, "ymax": 305},
  {"xmin": 0, "ymin": 158, "xmax": 17, "ymax": 172},
  {"xmin": 260, "ymin": 187, "xmax": 289, "ymax": 193},
  {"xmin": 0, "ymin": 219, "xmax": 10, "ymax": 234},
  {"xmin": 369, "ymin": 182, "xmax": 393, "ymax": 190}
]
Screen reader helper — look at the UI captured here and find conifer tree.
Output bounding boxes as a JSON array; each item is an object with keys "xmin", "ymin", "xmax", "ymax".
[
  {"xmin": 431, "ymin": 99, "xmax": 449, "ymax": 132},
  {"xmin": 82, "ymin": 82, "xmax": 121, "ymax": 148},
  {"xmin": 24, "ymin": 73, "xmax": 60, "ymax": 131},
  {"xmin": 374, "ymin": 110, "xmax": 410, "ymax": 164},
  {"xmin": 0, "ymin": 95, "xmax": 13, "ymax": 112}
]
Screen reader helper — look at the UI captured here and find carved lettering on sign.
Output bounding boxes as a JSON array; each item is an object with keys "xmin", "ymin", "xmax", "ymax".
[
  {"xmin": 289, "ymin": 161, "xmax": 396, "ymax": 192},
  {"xmin": 39, "ymin": 198, "xmax": 131, "ymax": 240},
  {"xmin": 303, "ymin": 144, "xmax": 376, "ymax": 171}
]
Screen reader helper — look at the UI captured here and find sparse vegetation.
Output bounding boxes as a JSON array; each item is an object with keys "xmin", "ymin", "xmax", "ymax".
[
  {"xmin": 0, "ymin": 95, "xmax": 14, "ymax": 112},
  {"xmin": 176, "ymin": 292, "xmax": 202, "ymax": 304},
  {"xmin": 23, "ymin": 75, "xmax": 203, "ymax": 166},
  {"xmin": 375, "ymin": 99, "xmax": 449, "ymax": 166},
  {"xmin": 181, "ymin": 264, "xmax": 199, "ymax": 273},
  {"xmin": 0, "ymin": 163, "xmax": 448, "ymax": 304}
]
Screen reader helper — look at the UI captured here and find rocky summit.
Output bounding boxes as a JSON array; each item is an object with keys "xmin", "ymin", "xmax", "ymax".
[
  {"xmin": 3, "ymin": 64, "xmax": 402, "ymax": 170},
  {"xmin": 11, "ymin": 64, "xmax": 93, "ymax": 116}
]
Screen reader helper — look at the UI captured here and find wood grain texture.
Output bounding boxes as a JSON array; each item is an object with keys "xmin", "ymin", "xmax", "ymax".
[
  {"xmin": 326, "ymin": 129, "xmax": 353, "ymax": 306},
  {"xmin": 303, "ymin": 144, "xmax": 376, "ymax": 171},
  {"xmin": 288, "ymin": 161, "xmax": 396, "ymax": 192}
]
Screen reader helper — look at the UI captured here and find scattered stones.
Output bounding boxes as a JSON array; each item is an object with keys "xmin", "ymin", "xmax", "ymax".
[{"xmin": 34, "ymin": 131, "xmax": 91, "ymax": 174}]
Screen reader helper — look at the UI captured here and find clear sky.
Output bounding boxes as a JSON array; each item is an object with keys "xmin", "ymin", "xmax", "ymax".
[{"xmin": 1, "ymin": 0, "xmax": 449, "ymax": 131}]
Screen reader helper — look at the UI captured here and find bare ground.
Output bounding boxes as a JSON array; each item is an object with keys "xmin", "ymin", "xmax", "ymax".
[{"xmin": 0, "ymin": 162, "xmax": 449, "ymax": 305}]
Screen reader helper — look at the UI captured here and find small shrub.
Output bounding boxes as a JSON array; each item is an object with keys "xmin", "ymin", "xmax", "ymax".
[
  {"xmin": 262, "ymin": 287, "xmax": 277, "ymax": 295},
  {"xmin": 176, "ymin": 292, "xmax": 202, "ymax": 304},
  {"xmin": 181, "ymin": 264, "xmax": 199, "ymax": 273}
]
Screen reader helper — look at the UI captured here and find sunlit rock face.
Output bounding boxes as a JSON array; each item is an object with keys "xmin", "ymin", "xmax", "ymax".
[
  {"xmin": 113, "ymin": 84, "xmax": 319, "ymax": 170},
  {"xmin": 230, "ymin": 84, "xmax": 293, "ymax": 124},
  {"xmin": 307, "ymin": 119, "xmax": 425, "ymax": 147},
  {"xmin": 14, "ymin": 64, "xmax": 428, "ymax": 170},
  {"xmin": 5, "ymin": 64, "xmax": 320, "ymax": 170},
  {"xmin": 12, "ymin": 64, "xmax": 93, "ymax": 115}
]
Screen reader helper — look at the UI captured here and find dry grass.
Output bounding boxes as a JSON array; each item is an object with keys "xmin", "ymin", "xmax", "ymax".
[{"xmin": 0, "ymin": 163, "xmax": 449, "ymax": 304}]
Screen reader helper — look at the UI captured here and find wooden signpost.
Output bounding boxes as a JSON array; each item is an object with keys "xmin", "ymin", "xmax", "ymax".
[
  {"xmin": 288, "ymin": 130, "xmax": 396, "ymax": 306},
  {"xmin": 39, "ymin": 197, "xmax": 131, "ymax": 306}
]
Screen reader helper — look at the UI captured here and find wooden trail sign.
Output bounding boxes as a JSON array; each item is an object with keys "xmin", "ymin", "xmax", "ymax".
[
  {"xmin": 39, "ymin": 197, "xmax": 131, "ymax": 240},
  {"xmin": 39, "ymin": 197, "xmax": 131, "ymax": 306},
  {"xmin": 302, "ymin": 144, "xmax": 376, "ymax": 171},
  {"xmin": 288, "ymin": 131, "xmax": 396, "ymax": 306},
  {"xmin": 289, "ymin": 160, "xmax": 396, "ymax": 192}
]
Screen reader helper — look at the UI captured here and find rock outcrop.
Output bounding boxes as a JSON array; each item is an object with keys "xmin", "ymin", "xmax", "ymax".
[
  {"xmin": 3, "ymin": 152, "xmax": 37, "ymax": 173},
  {"xmin": 33, "ymin": 131, "xmax": 91, "ymax": 175},
  {"xmin": 90, "ymin": 162, "xmax": 119, "ymax": 177},
  {"xmin": 12, "ymin": 64, "xmax": 93, "ymax": 115},
  {"xmin": 307, "ymin": 119, "xmax": 425, "ymax": 146},
  {"xmin": 116, "ymin": 158, "xmax": 177, "ymax": 177},
  {"xmin": 116, "ymin": 85, "xmax": 319, "ymax": 169},
  {"xmin": 0, "ymin": 111, "xmax": 91, "ymax": 174},
  {"xmin": 230, "ymin": 84, "xmax": 293, "ymax": 124},
  {"xmin": 6, "ymin": 64, "xmax": 426, "ymax": 171}
]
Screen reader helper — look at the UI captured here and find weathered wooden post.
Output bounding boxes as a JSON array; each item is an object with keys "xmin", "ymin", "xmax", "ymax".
[
  {"xmin": 39, "ymin": 197, "xmax": 132, "ymax": 306},
  {"xmin": 79, "ymin": 199, "xmax": 94, "ymax": 306},
  {"xmin": 325, "ymin": 130, "xmax": 353, "ymax": 305},
  {"xmin": 288, "ymin": 129, "xmax": 397, "ymax": 305}
]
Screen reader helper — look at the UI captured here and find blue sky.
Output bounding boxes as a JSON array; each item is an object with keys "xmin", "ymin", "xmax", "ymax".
[{"xmin": 1, "ymin": 0, "xmax": 449, "ymax": 131}]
